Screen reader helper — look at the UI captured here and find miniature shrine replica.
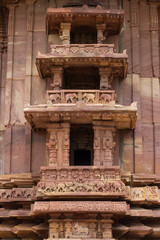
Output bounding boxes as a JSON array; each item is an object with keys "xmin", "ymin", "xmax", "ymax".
[{"xmin": 1, "ymin": 0, "xmax": 160, "ymax": 239}]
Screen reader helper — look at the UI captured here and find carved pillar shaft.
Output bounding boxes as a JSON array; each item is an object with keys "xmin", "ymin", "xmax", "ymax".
[
  {"xmin": 102, "ymin": 219, "xmax": 114, "ymax": 239},
  {"xmin": 96, "ymin": 23, "xmax": 106, "ymax": 44},
  {"xmin": 60, "ymin": 22, "xmax": 71, "ymax": 44},
  {"xmin": 51, "ymin": 66, "xmax": 63, "ymax": 89},
  {"xmin": 99, "ymin": 67, "xmax": 111, "ymax": 90},
  {"xmin": 93, "ymin": 121, "xmax": 115, "ymax": 167},
  {"xmin": 62, "ymin": 123, "xmax": 70, "ymax": 167},
  {"xmin": 46, "ymin": 128, "xmax": 58, "ymax": 167},
  {"xmin": 47, "ymin": 123, "xmax": 70, "ymax": 167},
  {"xmin": 93, "ymin": 127, "xmax": 101, "ymax": 166},
  {"xmin": 103, "ymin": 129, "xmax": 115, "ymax": 167},
  {"xmin": 49, "ymin": 219, "xmax": 59, "ymax": 239},
  {"xmin": 64, "ymin": 220, "xmax": 72, "ymax": 238}
]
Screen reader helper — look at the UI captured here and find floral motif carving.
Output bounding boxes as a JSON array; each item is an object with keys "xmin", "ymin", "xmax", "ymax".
[{"xmin": 0, "ymin": 188, "xmax": 34, "ymax": 202}]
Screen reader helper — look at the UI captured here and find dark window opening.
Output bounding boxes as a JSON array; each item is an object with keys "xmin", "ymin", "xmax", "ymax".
[
  {"xmin": 64, "ymin": 67, "xmax": 100, "ymax": 89},
  {"xmin": 74, "ymin": 149, "xmax": 91, "ymax": 166},
  {"xmin": 70, "ymin": 124, "xmax": 94, "ymax": 166},
  {"xmin": 71, "ymin": 25, "xmax": 97, "ymax": 44}
]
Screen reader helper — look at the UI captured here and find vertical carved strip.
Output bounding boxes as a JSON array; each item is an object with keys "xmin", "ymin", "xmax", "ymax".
[
  {"xmin": 103, "ymin": 129, "xmax": 115, "ymax": 167},
  {"xmin": 93, "ymin": 127, "xmax": 101, "ymax": 166},
  {"xmin": 62, "ymin": 123, "xmax": 70, "ymax": 167},
  {"xmin": 49, "ymin": 219, "xmax": 59, "ymax": 239},
  {"xmin": 47, "ymin": 129, "xmax": 58, "ymax": 167}
]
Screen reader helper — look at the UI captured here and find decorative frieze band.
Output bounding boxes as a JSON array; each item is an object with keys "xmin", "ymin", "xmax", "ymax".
[{"xmin": 32, "ymin": 201, "xmax": 128, "ymax": 215}]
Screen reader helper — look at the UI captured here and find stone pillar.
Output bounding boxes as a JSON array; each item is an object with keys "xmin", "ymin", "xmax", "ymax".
[
  {"xmin": 99, "ymin": 67, "xmax": 111, "ymax": 90},
  {"xmin": 96, "ymin": 23, "xmax": 106, "ymax": 44},
  {"xmin": 103, "ymin": 129, "xmax": 116, "ymax": 167},
  {"xmin": 47, "ymin": 123, "xmax": 70, "ymax": 167},
  {"xmin": 93, "ymin": 121, "xmax": 115, "ymax": 167},
  {"xmin": 51, "ymin": 66, "xmax": 63, "ymax": 89},
  {"xmin": 48, "ymin": 218, "xmax": 60, "ymax": 239},
  {"xmin": 93, "ymin": 126, "xmax": 101, "ymax": 166},
  {"xmin": 59, "ymin": 22, "xmax": 71, "ymax": 44},
  {"xmin": 101, "ymin": 214, "xmax": 115, "ymax": 240}
]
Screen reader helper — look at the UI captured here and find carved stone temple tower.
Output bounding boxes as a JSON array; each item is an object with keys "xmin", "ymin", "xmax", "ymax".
[
  {"xmin": 24, "ymin": 5, "xmax": 137, "ymax": 240},
  {"xmin": 3, "ymin": 0, "xmax": 160, "ymax": 239}
]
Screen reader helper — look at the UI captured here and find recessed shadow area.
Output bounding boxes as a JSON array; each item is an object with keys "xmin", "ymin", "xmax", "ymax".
[
  {"xmin": 64, "ymin": 67, "xmax": 100, "ymax": 90},
  {"xmin": 70, "ymin": 124, "xmax": 94, "ymax": 166}
]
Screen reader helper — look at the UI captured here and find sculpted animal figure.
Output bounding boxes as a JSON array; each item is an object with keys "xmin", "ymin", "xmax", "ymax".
[
  {"xmin": 48, "ymin": 93, "xmax": 61, "ymax": 104},
  {"xmin": 66, "ymin": 93, "xmax": 77, "ymax": 103},
  {"xmin": 100, "ymin": 93, "xmax": 112, "ymax": 103},
  {"xmin": 83, "ymin": 93, "xmax": 95, "ymax": 103}
]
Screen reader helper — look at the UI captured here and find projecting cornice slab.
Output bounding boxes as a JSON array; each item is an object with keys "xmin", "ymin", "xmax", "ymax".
[
  {"xmin": 24, "ymin": 102, "xmax": 137, "ymax": 129},
  {"xmin": 46, "ymin": 6, "xmax": 124, "ymax": 35},
  {"xmin": 36, "ymin": 44, "xmax": 128, "ymax": 79}
]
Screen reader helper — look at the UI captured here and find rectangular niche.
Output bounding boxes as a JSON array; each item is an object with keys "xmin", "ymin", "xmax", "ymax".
[
  {"xmin": 70, "ymin": 124, "xmax": 94, "ymax": 166},
  {"xmin": 64, "ymin": 67, "xmax": 100, "ymax": 90}
]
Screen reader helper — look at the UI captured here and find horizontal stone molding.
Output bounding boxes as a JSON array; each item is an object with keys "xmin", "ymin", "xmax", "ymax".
[
  {"xmin": 50, "ymin": 44, "xmax": 115, "ymax": 56},
  {"xmin": 36, "ymin": 166, "xmax": 126, "ymax": 199},
  {"xmin": 24, "ymin": 102, "xmax": 137, "ymax": 129},
  {"xmin": 0, "ymin": 188, "xmax": 35, "ymax": 202},
  {"xmin": 46, "ymin": 7, "xmax": 124, "ymax": 35},
  {"xmin": 36, "ymin": 48, "xmax": 128, "ymax": 79},
  {"xmin": 47, "ymin": 90, "xmax": 116, "ymax": 105},
  {"xmin": 32, "ymin": 201, "xmax": 128, "ymax": 215}
]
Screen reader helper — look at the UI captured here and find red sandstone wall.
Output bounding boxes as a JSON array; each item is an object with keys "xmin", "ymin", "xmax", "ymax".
[
  {"xmin": 0, "ymin": 0, "xmax": 160, "ymax": 175},
  {"xmin": 122, "ymin": 0, "xmax": 160, "ymax": 174}
]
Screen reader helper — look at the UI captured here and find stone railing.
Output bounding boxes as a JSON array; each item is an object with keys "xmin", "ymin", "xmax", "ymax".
[
  {"xmin": 50, "ymin": 44, "xmax": 115, "ymax": 56},
  {"xmin": 47, "ymin": 90, "xmax": 116, "ymax": 105},
  {"xmin": 36, "ymin": 166, "xmax": 126, "ymax": 199}
]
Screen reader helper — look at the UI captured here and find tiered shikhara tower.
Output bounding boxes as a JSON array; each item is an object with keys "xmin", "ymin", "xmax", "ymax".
[{"xmin": 24, "ymin": 5, "xmax": 137, "ymax": 240}]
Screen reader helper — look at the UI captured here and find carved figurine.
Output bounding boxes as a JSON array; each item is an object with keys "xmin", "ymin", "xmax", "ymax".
[
  {"xmin": 65, "ymin": 93, "xmax": 78, "ymax": 103},
  {"xmin": 100, "ymin": 93, "xmax": 112, "ymax": 103},
  {"xmin": 83, "ymin": 93, "xmax": 95, "ymax": 103}
]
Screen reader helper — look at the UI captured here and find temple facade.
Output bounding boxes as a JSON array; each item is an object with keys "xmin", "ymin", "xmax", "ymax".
[{"xmin": 0, "ymin": 0, "xmax": 160, "ymax": 239}]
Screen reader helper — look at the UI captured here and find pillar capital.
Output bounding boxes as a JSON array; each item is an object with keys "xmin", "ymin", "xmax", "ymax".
[
  {"xmin": 96, "ymin": 23, "xmax": 106, "ymax": 44},
  {"xmin": 50, "ymin": 66, "xmax": 64, "ymax": 89},
  {"xmin": 60, "ymin": 22, "xmax": 72, "ymax": 44},
  {"xmin": 99, "ymin": 67, "xmax": 112, "ymax": 90}
]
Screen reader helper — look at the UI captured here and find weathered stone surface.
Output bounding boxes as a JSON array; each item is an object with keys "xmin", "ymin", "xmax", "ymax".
[{"xmin": 32, "ymin": 201, "xmax": 128, "ymax": 215}]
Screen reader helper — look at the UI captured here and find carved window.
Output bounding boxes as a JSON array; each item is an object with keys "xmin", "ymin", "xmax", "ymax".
[{"xmin": 70, "ymin": 124, "xmax": 94, "ymax": 166}]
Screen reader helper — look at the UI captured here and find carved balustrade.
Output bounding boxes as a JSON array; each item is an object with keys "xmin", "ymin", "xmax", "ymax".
[
  {"xmin": 47, "ymin": 89, "xmax": 116, "ymax": 105},
  {"xmin": 36, "ymin": 166, "xmax": 126, "ymax": 199},
  {"xmin": 50, "ymin": 44, "xmax": 115, "ymax": 56}
]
